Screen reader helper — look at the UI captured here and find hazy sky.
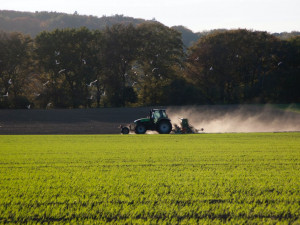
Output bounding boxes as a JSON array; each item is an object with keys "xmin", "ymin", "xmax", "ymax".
[{"xmin": 2, "ymin": 0, "xmax": 300, "ymax": 32}]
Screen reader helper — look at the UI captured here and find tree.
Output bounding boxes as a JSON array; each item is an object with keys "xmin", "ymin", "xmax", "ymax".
[
  {"xmin": 88, "ymin": 30, "xmax": 105, "ymax": 108},
  {"xmin": 35, "ymin": 27, "xmax": 99, "ymax": 108},
  {"xmin": 101, "ymin": 24, "xmax": 140, "ymax": 106},
  {"xmin": 186, "ymin": 29, "xmax": 283, "ymax": 104},
  {"xmin": 0, "ymin": 31, "xmax": 33, "ymax": 108},
  {"xmin": 135, "ymin": 22, "xmax": 184, "ymax": 105},
  {"xmin": 263, "ymin": 36, "xmax": 300, "ymax": 102}
]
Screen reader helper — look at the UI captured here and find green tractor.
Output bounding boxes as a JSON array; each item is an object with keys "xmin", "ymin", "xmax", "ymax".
[{"xmin": 120, "ymin": 109, "xmax": 172, "ymax": 134}]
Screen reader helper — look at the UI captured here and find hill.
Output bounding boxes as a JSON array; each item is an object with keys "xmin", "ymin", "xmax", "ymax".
[
  {"xmin": 1, "ymin": 10, "xmax": 299, "ymax": 48},
  {"xmin": 0, "ymin": 10, "xmax": 148, "ymax": 37}
]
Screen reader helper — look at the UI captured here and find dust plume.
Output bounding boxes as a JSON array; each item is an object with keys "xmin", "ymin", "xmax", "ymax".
[{"xmin": 167, "ymin": 105, "xmax": 300, "ymax": 133}]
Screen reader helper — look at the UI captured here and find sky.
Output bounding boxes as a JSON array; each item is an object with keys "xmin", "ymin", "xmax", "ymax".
[{"xmin": 2, "ymin": 0, "xmax": 300, "ymax": 33}]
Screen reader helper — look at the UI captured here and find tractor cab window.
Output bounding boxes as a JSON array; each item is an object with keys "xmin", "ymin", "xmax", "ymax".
[
  {"xmin": 153, "ymin": 111, "xmax": 161, "ymax": 119},
  {"xmin": 151, "ymin": 110, "xmax": 167, "ymax": 121},
  {"xmin": 160, "ymin": 110, "xmax": 167, "ymax": 118}
]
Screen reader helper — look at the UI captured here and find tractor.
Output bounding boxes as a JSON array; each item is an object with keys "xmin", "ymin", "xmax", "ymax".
[{"xmin": 120, "ymin": 109, "xmax": 172, "ymax": 134}]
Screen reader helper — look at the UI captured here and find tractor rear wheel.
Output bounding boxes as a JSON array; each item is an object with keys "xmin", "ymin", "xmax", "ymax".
[
  {"xmin": 135, "ymin": 124, "xmax": 146, "ymax": 134},
  {"xmin": 157, "ymin": 121, "xmax": 172, "ymax": 134}
]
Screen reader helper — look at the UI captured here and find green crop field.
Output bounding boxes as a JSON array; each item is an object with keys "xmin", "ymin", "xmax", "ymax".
[{"xmin": 0, "ymin": 133, "xmax": 300, "ymax": 224}]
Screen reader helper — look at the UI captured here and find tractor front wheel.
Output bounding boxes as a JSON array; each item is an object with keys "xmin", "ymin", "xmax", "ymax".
[
  {"xmin": 157, "ymin": 121, "xmax": 172, "ymax": 134},
  {"xmin": 121, "ymin": 127, "xmax": 130, "ymax": 134}
]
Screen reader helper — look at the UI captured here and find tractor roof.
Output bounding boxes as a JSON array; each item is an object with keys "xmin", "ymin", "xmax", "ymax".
[{"xmin": 152, "ymin": 109, "xmax": 166, "ymax": 111}]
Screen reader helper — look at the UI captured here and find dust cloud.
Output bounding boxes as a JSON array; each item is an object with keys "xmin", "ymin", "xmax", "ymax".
[{"xmin": 167, "ymin": 105, "xmax": 300, "ymax": 133}]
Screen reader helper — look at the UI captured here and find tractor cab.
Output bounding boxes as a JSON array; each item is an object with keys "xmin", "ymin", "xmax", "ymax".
[{"xmin": 150, "ymin": 109, "xmax": 168, "ymax": 123}]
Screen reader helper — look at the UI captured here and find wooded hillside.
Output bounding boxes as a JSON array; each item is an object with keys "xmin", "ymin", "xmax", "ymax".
[{"xmin": 0, "ymin": 11, "xmax": 299, "ymax": 109}]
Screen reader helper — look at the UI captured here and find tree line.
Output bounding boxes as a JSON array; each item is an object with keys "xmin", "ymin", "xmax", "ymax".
[{"xmin": 0, "ymin": 23, "xmax": 299, "ymax": 109}]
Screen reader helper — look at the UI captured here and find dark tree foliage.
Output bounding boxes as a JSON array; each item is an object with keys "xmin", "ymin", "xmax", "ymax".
[
  {"xmin": 162, "ymin": 77, "xmax": 206, "ymax": 105},
  {"xmin": 185, "ymin": 29, "xmax": 300, "ymax": 104},
  {"xmin": 100, "ymin": 24, "xmax": 141, "ymax": 107},
  {"xmin": 0, "ymin": 31, "xmax": 33, "ymax": 108},
  {"xmin": 263, "ymin": 36, "xmax": 300, "ymax": 103},
  {"xmin": 35, "ymin": 28, "xmax": 98, "ymax": 108},
  {"xmin": 31, "ymin": 23, "xmax": 185, "ymax": 108},
  {"xmin": 0, "ymin": 26, "xmax": 299, "ymax": 109},
  {"xmin": 135, "ymin": 22, "xmax": 185, "ymax": 105}
]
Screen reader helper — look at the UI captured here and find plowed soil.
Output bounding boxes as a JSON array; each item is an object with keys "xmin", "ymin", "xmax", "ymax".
[
  {"xmin": 0, "ymin": 107, "xmax": 153, "ymax": 134},
  {"xmin": 0, "ymin": 105, "xmax": 299, "ymax": 134}
]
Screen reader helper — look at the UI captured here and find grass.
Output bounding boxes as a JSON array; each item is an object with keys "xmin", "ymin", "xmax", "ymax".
[{"xmin": 0, "ymin": 133, "xmax": 300, "ymax": 224}]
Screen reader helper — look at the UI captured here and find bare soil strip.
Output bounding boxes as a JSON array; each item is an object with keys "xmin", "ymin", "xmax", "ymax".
[{"xmin": 0, "ymin": 105, "xmax": 299, "ymax": 134}]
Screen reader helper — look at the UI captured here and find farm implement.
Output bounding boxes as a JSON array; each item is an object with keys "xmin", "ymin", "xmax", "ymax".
[{"xmin": 172, "ymin": 118, "xmax": 203, "ymax": 134}]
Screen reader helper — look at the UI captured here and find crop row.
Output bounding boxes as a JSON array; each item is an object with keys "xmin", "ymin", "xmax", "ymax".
[{"xmin": 0, "ymin": 133, "xmax": 299, "ymax": 224}]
